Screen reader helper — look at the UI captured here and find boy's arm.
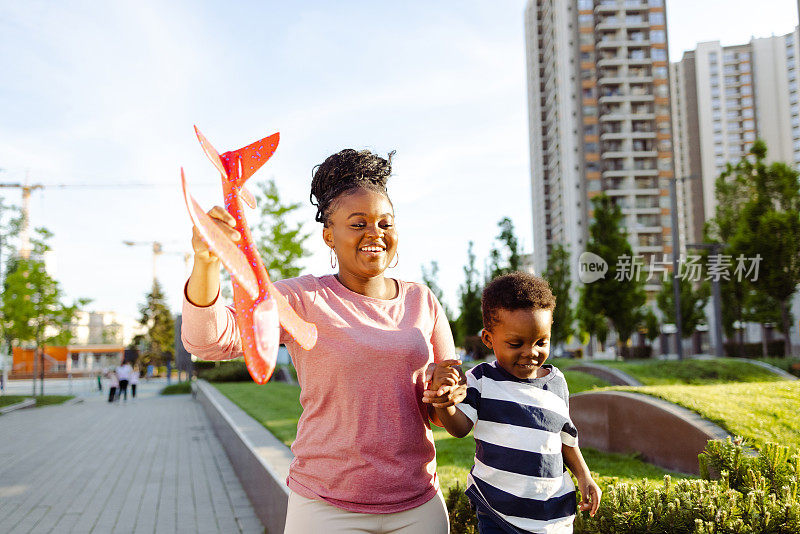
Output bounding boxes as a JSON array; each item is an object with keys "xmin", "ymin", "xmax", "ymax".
[
  {"xmin": 562, "ymin": 444, "xmax": 601, "ymax": 517},
  {"xmin": 434, "ymin": 402, "xmax": 474, "ymax": 438}
]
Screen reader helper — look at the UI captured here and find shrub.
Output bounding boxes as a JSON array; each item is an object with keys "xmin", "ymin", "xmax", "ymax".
[
  {"xmin": 161, "ymin": 381, "xmax": 192, "ymax": 395},
  {"xmin": 576, "ymin": 437, "xmax": 800, "ymax": 533},
  {"xmin": 620, "ymin": 345, "xmax": 653, "ymax": 360},
  {"xmin": 724, "ymin": 341, "xmax": 785, "ymax": 358},
  {"xmin": 198, "ymin": 361, "xmax": 297, "ymax": 383},
  {"xmin": 198, "ymin": 361, "xmax": 251, "ymax": 382},
  {"xmin": 445, "ymin": 483, "xmax": 478, "ymax": 534}
]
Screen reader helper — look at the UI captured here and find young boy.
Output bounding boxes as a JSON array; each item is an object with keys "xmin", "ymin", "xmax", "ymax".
[{"xmin": 429, "ymin": 272, "xmax": 601, "ymax": 533}]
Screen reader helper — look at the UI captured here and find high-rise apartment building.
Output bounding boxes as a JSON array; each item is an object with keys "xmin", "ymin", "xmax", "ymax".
[
  {"xmin": 525, "ymin": 0, "xmax": 674, "ymax": 292},
  {"xmin": 671, "ymin": 28, "xmax": 800, "ymax": 244}
]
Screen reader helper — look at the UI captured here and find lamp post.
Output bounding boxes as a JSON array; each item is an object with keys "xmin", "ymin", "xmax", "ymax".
[
  {"xmin": 686, "ymin": 242, "xmax": 725, "ymax": 358},
  {"xmin": 668, "ymin": 177, "xmax": 684, "ymax": 360}
]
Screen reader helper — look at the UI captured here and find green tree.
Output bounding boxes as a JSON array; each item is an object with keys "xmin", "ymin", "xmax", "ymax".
[
  {"xmin": 221, "ymin": 178, "xmax": 312, "ymax": 300},
  {"xmin": 578, "ymin": 194, "xmax": 646, "ymax": 353},
  {"xmin": 705, "ymin": 146, "xmax": 763, "ymax": 350},
  {"xmin": 421, "ymin": 260, "xmax": 453, "ymax": 322},
  {"xmin": 544, "ymin": 243, "xmax": 574, "ymax": 349},
  {"xmin": 729, "ymin": 140, "xmax": 800, "ymax": 356},
  {"xmin": 487, "ymin": 217, "xmax": 521, "ymax": 280},
  {"xmin": 456, "ymin": 241, "xmax": 483, "ymax": 348},
  {"xmin": 656, "ymin": 277, "xmax": 710, "ymax": 339},
  {"xmin": 137, "ymin": 280, "xmax": 175, "ymax": 367},
  {"xmin": 0, "ymin": 228, "xmax": 88, "ymax": 394}
]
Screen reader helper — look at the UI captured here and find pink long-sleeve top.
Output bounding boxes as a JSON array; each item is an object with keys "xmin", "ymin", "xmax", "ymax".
[{"xmin": 181, "ymin": 274, "xmax": 455, "ymax": 513}]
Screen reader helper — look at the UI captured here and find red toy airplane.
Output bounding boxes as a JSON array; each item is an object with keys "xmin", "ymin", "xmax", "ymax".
[{"xmin": 181, "ymin": 127, "xmax": 317, "ymax": 384}]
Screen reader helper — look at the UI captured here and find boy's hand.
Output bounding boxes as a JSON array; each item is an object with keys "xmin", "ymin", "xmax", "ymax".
[
  {"xmin": 422, "ymin": 360, "xmax": 466, "ymax": 408},
  {"xmin": 576, "ymin": 475, "xmax": 601, "ymax": 517}
]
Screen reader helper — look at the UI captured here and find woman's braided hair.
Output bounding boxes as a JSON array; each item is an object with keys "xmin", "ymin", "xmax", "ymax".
[{"xmin": 310, "ymin": 149, "xmax": 395, "ymax": 225}]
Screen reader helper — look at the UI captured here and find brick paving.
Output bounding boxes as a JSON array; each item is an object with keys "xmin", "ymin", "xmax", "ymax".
[{"xmin": 0, "ymin": 382, "xmax": 263, "ymax": 534}]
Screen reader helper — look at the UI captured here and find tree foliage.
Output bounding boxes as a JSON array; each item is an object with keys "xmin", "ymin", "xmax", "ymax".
[
  {"xmin": 707, "ymin": 140, "xmax": 800, "ymax": 356},
  {"xmin": 421, "ymin": 260, "xmax": 453, "ymax": 322},
  {"xmin": 221, "ymin": 178, "xmax": 311, "ymax": 300},
  {"xmin": 656, "ymin": 276, "xmax": 710, "ymax": 339},
  {"xmin": 487, "ymin": 217, "xmax": 521, "ymax": 280},
  {"xmin": 0, "ymin": 228, "xmax": 88, "ymax": 371},
  {"xmin": 456, "ymin": 241, "xmax": 483, "ymax": 346},
  {"xmin": 578, "ymin": 194, "xmax": 646, "ymax": 349},
  {"xmin": 544, "ymin": 243, "xmax": 574, "ymax": 348},
  {"xmin": 251, "ymin": 179, "xmax": 312, "ymax": 280},
  {"xmin": 137, "ymin": 280, "xmax": 175, "ymax": 367}
]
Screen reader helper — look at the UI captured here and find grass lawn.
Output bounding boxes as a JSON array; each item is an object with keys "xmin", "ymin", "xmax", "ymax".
[
  {"xmin": 613, "ymin": 381, "xmax": 800, "ymax": 450},
  {"xmin": 551, "ymin": 357, "xmax": 787, "ymax": 385},
  {"xmin": 0, "ymin": 395, "xmax": 73, "ymax": 408},
  {"xmin": 214, "ymin": 381, "xmax": 684, "ymax": 493},
  {"xmin": 755, "ymin": 357, "xmax": 800, "ymax": 377}
]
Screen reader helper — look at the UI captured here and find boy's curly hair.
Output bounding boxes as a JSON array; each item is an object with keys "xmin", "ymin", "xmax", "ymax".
[
  {"xmin": 310, "ymin": 149, "xmax": 395, "ymax": 225},
  {"xmin": 482, "ymin": 271, "xmax": 556, "ymax": 331}
]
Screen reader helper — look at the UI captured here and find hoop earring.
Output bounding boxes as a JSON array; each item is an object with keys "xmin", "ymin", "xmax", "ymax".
[
  {"xmin": 389, "ymin": 251, "xmax": 399, "ymax": 269},
  {"xmin": 330, "ymin": 248, "xmax": 337, "ymax": 269}
]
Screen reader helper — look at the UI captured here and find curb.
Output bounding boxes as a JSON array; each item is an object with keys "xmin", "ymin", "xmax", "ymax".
[
  {"xmin": 740, "ymin": 359, "xmax": 798, "ymax": 381},
  {"xmin": 0, "ymin": 398, "xmax": 36, "ymax": 415},
  {"xmin": 570, "ymin": 390, "xmax": 730, "ymax": 474},
  {"xmin": 195, "ymin": 380, "xmax": 292, "ymax": 534},
  {"xmin": 569, "ymin": 363, "xmax": 642, "ymax": 386}
]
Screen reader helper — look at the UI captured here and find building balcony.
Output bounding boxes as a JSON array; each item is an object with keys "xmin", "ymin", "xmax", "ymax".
[
  {"xmin": 598, "ymin": 75, "xmax": 627, "ymax": 85},
  {"xmin": 595, "ymin": 2, "xmax": 620, "ymax": 14},
  {"xmin": 597, "ymin": 56, "xmax": 627, "ymax": 67}
]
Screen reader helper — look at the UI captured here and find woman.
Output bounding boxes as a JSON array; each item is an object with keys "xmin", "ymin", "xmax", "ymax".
[{"xmin": 182, "ymin": 148, "xmax": 463, "ymax": 533}]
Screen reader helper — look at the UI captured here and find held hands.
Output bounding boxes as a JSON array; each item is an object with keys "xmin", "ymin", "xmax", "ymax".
[
  {"xmin": 422, "ymin": 359, "xmax": 467, "ymax": 408},
  {"xmin": 576, "ymin": 474, "xmax": 602, "ymax": 517},
  {"xmin": 192, "ymin": 206, "xmax": 241, "ymax": 264}
]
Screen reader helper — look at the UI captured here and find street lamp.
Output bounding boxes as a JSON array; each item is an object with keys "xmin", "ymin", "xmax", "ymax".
[
  {"xmin": 666, "ymin": 174, "xmax": 702, "ymax": 360},
  {"xmin": 686, "ymin": 242, "xmax": 725, "ymax": 359}
]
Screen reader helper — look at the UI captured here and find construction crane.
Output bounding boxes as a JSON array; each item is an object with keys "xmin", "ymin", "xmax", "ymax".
[
  {"xmin": 0, "ymin": 175, "xmax": 213, "ymax": 259},
  {"xmin": 122, "ymin": 240, "xmax": 191, "ymax": 287}
]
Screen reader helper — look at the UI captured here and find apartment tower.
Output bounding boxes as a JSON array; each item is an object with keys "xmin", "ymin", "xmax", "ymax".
[
  {"xmin": 525, "ymin": 0, "xmax": 674, "ymax": 292},
  {"xmin": 671, "ymin": 28, "xmax": 800, "ymax": 244}
]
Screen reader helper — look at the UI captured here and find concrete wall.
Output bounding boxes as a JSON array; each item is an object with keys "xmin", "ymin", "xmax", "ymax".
[
  {"xmin": 570, "ymin": 390, "xmax": 730, "ymax": 474},
  {"xmin": 196, "ymin": 380, "xmax": 292, "ymax": 534}
]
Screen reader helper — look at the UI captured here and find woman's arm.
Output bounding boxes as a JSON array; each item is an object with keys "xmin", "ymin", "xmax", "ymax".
[
  {"xmin": 186, "ymin": 206, "xmax": 240, "ymax": 306},
  {"xmin": 182, "ymin": 206, "xmax": 244, "ymax": 360}
]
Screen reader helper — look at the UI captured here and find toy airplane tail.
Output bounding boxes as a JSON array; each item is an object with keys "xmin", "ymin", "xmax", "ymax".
[{"xmin": 194, "ymin": 126, "xmax": 279, "ymax": 209}]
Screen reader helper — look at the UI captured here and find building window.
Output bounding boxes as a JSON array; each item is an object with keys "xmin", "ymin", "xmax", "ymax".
[
  {"xmin": 709, "ymin": 52, "xmax": 718, "ymax": 65},
  {"xmin": 743, "ymin": 108, "xmax": 754, "ymax": 118},
  {"xmin": 654, "ymin": 66, "xmax": 667, "ymax": 78},
  {"xmin": 741, "ymin": 96, "xmax": 753, "ymax": 106},
  {"xmin": 741, "ymin": 85, "xmax": 752, "ymax": 95},
  {"xmin": 652, "ymin": 48, "xmax": 667, "ymax": 60},
  {"xmin": 579, "ymin": 14, "xmax": 593, "ymax": 25},
  {"xmin": 649, "ymin": 0, "xmax": 664, "ymax": 5},
  {"xmin": 650, "ymin": 30, "xmax": 666, "ymax": 43},
  {"xmin": 649, "ymin": 11, "xmax": 665, "ymax": 24},
  {"xmin": 740, "ymin": 74, "xmax": 752, "ymax": 83},
  {"xmin": 578, "ymin": 0, "xmax": 593, "ymax": 9}
]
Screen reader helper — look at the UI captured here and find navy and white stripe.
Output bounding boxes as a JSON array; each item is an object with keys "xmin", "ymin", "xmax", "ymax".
[{"xmin": 457, "ymin": 361, "xmax": 578, "ymax": 533}]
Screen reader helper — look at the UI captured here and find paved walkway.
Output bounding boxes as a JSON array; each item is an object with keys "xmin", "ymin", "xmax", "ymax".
[{"xmin": 0, "ymin": 381, "xmax": 263, "ymax": 534}]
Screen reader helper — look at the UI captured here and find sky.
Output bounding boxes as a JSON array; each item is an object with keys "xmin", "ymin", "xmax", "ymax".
[{"xmin": 0, "ymin": 0, "xmax": 797, "ymax": 323}]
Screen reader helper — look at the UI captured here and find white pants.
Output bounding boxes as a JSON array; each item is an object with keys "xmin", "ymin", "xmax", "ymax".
[{"xmin": 283, "ymin": 490, "xmax": 449, "ymax": 534}]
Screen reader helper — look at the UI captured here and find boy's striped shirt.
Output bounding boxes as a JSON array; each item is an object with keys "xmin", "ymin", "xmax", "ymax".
[{"xmin": 457, "ymin": 361, "xmax": 578, "ymax": 533}]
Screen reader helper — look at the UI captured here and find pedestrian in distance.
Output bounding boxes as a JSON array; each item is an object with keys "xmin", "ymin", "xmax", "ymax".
[
  {"xmin": 428, "ymin": 272, "xmax": 601, "ymax": 533},
  {"xmin": 130, "ymin": 365, "xmax": 140, "ymax": 401},
  {"xmin": 107, "ymin": 370, "xmax": 118, "ymax": 403},
  {"xmin": 116, "ymin": 360, "xmax": 132, "ymax": 402},
  {"xmin": 182, "ymin": 148, "xmax": 465, "ymax": 533}
]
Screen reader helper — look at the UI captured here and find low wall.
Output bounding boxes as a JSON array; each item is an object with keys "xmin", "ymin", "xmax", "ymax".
[
  {"xmin": 569, "ymin": 363, "xmax": 642, "ymax": 386},
  {"xmin": 570, "ymin": 391, "xmax": 730, "ymax": 474},
  {"xmin": 196, "ymin": 380, "xmax": 293, "ymax": 534}
]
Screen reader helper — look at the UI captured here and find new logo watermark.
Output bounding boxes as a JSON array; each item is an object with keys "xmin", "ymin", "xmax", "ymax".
[
  {"xmin": 578, "ymin": 253, "xmax": 762, "ymax": 283},
  {"xmin": 578, "ymin": 252, "xmax": 608, "ymax": 283}
]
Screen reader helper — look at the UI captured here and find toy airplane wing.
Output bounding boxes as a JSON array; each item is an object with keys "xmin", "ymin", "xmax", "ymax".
[
  {"xmin": 182, "ymin": 168, "xmax": 318, "ymax": 351},
  {"xmin": 181, "ymin": 169, "xmax": 260, "ymax": 299}
]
